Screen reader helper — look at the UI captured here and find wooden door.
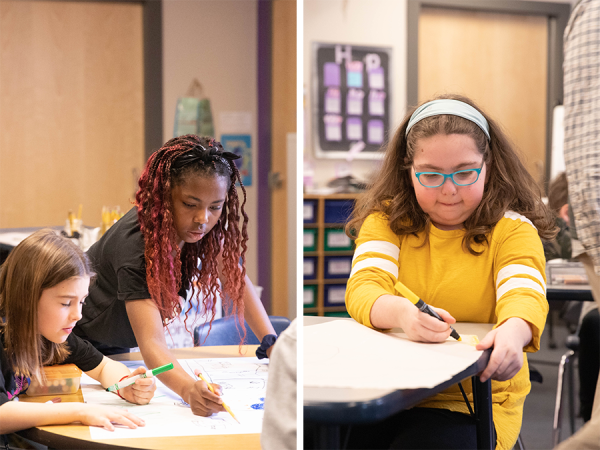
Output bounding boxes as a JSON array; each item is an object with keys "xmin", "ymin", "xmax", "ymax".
[
  {"xmin": 418, "ymin": 7, "xmax": 548, "ymax": 185},
  {"xmin": 0, "ymin": 0, "xmax": 144, "ymax": 228},
  {"xmin": 271, "ymin": 0, "xmax": 297, "ymax": 317}
]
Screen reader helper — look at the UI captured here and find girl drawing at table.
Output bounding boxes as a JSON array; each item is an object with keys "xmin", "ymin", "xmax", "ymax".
[
  {"xmin": 344, "ymin": 94, "xmax": 555, "ymax": 450},
  {"xmin": 0, "ymin": 230, "xmax": 156, "ymax": 439},
  {"xmin": 73, "ymin": 135, "xmax": 276, "ymax": 417}
]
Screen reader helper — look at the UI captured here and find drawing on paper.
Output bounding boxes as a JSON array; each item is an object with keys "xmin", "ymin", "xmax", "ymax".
[{"xmin": 83, "ymin": 356, "xmax": 269, "ymax": 440}]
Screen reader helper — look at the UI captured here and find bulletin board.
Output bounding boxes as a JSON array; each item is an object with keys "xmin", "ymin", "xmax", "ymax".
[{"xmin": 312, "ymin": 42, "xmax": 392, "ymax": 159}]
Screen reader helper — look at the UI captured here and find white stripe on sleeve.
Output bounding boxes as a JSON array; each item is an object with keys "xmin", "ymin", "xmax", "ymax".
[
  {"xmin": 496, "ymin": 264, "xmax": 546, "ymax": 290},
  {"xmin": 496, "ymin": 277, "xmax": 546, "ymax": 301},
  {"xmin": 349, "ymin": 258, "xmax": 399, "ymax": 279},
  {"xmin": 353, "ymin": 240, "xmax": 400, "ymax": 262}
]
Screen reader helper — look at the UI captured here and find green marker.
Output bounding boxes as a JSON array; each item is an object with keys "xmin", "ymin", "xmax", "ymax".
[{"xmin": 106, "ymin": 363, "xmax": 174, "ymax": 393}]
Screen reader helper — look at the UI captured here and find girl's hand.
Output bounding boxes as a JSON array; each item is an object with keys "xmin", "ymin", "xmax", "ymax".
[
  {"xmin": 117, "ymin": 366, "xmax": 157, "ymax": 405},
  {"xmin": 78, "ymin": 404, "xmax": 146, "ymax": 431},
  {"xmin": 400, "ymin": 300, "xmax": 456, "ymax": 343},
  {"xmin": 184, "ymin": 379, "xmax": 225, "ymax": 416},
  {"xmin": 476, "ymin": 317, "xmax": 533, "ymax": 382}
]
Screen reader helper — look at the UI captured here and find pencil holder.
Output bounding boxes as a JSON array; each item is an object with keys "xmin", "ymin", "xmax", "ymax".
[{"xmin": 26, "ymin": 364, "xmax": 82, "ymax": 396}]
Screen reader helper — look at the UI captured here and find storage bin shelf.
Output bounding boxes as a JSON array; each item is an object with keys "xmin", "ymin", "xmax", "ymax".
[{"xmin": 303, "ymin": 193, "xmax": 360, "ymax": 316}]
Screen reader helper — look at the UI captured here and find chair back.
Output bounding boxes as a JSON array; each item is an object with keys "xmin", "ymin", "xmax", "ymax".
[{"xmin": 193, "ymin": 315, "xmax": 291, "ymax": 346}]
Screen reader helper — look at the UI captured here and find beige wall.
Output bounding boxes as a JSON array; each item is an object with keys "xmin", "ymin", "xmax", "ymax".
[
  {"xmin": 304, "ymin": 0, "xmax": 406, "ymax": 188},
  {"xmin": 162, "ymin": 0, "xmax": 259, "ymax": 284},
  {"xmin": 304, "ymin": 0, "xmax": 573, "ymax": 188}
]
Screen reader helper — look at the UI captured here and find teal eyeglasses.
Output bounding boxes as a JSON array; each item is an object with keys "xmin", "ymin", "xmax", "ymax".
[{"xmin": 414, "ymin": 162, "xmax": 484, "ymax": 188}]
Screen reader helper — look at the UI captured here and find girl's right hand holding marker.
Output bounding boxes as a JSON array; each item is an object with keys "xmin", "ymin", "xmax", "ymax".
[
  {"xmin": 400, "ymin": 298, "xmax": 456, "ymax": 342},
  {"xmin": 371, "ymin": 294, "xmax": 457, "ymax": 342},
  {"xmin": 117, "ymin": 366, "xmax": 157, "ymax": 405},
  {"xmin": 183, "ymin": 379, "xmax": 225, "ymax": 416}
]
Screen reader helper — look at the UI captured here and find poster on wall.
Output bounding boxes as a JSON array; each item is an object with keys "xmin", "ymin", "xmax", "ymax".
[
  {"xmin": 221, "ymin": 134, "xmax": 252, "ymax": 186},
  {"xmin": 313, "ymin": 42, "xmax": 392, "ymax": 159}
]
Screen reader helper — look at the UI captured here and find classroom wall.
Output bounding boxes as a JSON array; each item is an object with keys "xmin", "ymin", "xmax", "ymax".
[
  {"xmin": 304, "ymin": 0, "xmax": 574, "ymax": 189},
  {"xmin": 304, "ymin": 0, "xmax": 406, "ymax": 189},
  {"xmin": 162, "ymin": 0, "xmax": 259, "ymax": 284}
]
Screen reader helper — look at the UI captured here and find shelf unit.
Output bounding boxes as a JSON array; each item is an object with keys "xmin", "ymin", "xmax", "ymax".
[{"xmin": 303, "ymin": 193, "xmax": 360, "ymax": 316}]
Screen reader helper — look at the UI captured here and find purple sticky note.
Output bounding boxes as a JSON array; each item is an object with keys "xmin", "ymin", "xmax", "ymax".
[
  {"xmin": 368, "ymin": 67, "xmax": 385, "ymax": 89},
  {"xmin": 367, "ymin": 119, "xmax": 384, "ymax": 144},
  {"xmin": 324, "ymin": 88, "xmax": 341, "ymax": 114},
  {"xmin": 324, "ymin": 62, "xmax": 341, "ymax": 87},
  {"xmin": 324, "ymin": 114, "xmax": 343, "ymax": 141},
  {"xmin": 346, "ymin": 117, "xmax": 362, "ymax": 141},
  {"xmin": 347, "ymin": 89, "xmax": 364, "ymax": 115},
  {"xmin": 369, "ymin": 90, "xmax": 386, "ymax": 116}
]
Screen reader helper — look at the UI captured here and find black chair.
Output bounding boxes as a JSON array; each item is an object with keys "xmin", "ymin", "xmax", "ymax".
[{"xmin": 193, "ymin": 315, "xmax": 291, "ymax": 346}]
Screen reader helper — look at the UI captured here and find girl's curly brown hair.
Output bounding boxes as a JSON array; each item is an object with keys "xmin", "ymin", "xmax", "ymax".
[
  {"xmin": 346, "ymin": 94, "xmax": 556, "ymax": 254},
  {"xmin": 135, "ymin": 135, "xmax": 249, "ymax": 339}
]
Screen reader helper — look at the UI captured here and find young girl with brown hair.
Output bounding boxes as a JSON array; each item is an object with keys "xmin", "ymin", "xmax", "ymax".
[
  {"xmin": 0, "ymin": 230, "xmax": 155, "ymax": 438},
  {"xmin": 345, "ymin": 94, "xmax": 555, "ymax": 450},
  {"xmin": 73, "ymin": 135, "xmax": 276, "ymax": 417}
]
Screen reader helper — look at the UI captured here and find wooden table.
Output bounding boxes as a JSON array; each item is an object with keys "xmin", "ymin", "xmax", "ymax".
[
  {"xmin": 304, "ymin": 317, "xmax": 495, "ymax": 449},
  {"xmin": 18, "ymin": 345, "xmax": 261, "ymax": 449}
]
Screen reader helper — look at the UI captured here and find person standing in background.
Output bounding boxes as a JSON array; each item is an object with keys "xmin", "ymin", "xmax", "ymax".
[{"xmin": 556, "ymin": 0, "xmax": 600, "ymax": 448}]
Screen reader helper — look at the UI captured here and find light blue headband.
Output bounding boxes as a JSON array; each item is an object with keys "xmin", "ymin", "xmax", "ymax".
[{"xmin": 405, "ymin": 99, "xmax": 490, "ymax": 141}]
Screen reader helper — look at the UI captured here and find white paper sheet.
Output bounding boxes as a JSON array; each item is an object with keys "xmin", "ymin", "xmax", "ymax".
[
  {"xmin": 83, "ymin": 357, "xmax": 267, "ymax": 440},
  {"xmin": 304, "ymin": 320, "xmax": 483, "ymax": 389}
]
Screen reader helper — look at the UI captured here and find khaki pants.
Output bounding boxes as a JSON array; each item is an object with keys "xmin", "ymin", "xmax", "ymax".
[{"xmin": 555, "ymin": 252, "xmax": 600, "ymax": 449}]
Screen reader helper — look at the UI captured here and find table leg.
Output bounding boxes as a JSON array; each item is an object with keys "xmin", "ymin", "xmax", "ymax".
[{"xmin": 472, "ymin": 376, "xmax": 494, "ymax": 450}]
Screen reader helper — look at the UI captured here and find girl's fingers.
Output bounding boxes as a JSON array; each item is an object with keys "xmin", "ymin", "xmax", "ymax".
[
  {"xmin": 112, "ymin": 412, "xmax": 141, "ymax": 429},
  {"xmin": 430, "ymin": 306, "xmax": 456, "ymax": 324}
]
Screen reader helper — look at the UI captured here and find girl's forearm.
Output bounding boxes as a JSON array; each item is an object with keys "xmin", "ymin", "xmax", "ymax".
[
  {"xmin": 370, "ymin": 294, "xmax": 410, "ymax": 329},
  {"xmin": 136, "ymin": 335, "xmax": 195, "ymax": 400},
  {"xmin": 501, "ymin": 317, "xmax": 533, "ymax": 347},
  {"xmin": 0, "ymin": 401, "xmax": 83, "ymax": 434},
  {"xmin": 93, "ymin": 358, "xmax": 131, "ymax": 389}
]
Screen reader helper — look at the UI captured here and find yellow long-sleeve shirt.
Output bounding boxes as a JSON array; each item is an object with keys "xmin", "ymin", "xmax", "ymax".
[{"xmin": 346, "ymin": 211, "xmax": 548, "ymax": 450}]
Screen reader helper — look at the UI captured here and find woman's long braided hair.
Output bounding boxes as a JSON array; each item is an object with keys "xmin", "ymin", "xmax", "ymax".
[{"xmin": 135, "ymin": 135, "xmax": 249, "ymax": 339}]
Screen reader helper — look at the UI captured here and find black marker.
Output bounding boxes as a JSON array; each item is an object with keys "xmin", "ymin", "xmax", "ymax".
[{"xmin": 395, "ymin": 281, "xmax": 461, "ymax": 341}]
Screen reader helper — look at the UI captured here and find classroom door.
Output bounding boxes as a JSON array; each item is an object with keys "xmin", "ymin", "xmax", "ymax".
[
  {"xmin": 270, "ymin": 0, "xmax": 297, "ymax": 318},
  {"xmin": 0, "ymin": 0, "xmax": 144, "ymax": 228},
  {"xmin": 418, "ymin": 7, "xmax": 548, "ymax": 185}
]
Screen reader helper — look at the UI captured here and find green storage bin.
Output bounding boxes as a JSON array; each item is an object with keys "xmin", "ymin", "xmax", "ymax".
[
  {"xmin": 303, "ymin": 284, "xmax": 317, "ymax": 308},
  {"xmin": 324, "ymin": 228, "xmax": 353, "ymax": 251},
  {"xmin": 303, "ymin": 229, "xmax": 318, "ymax": 252},
  {"xmin": 324, "ymin": 311, "xmax": 351, "ymax": 318}
]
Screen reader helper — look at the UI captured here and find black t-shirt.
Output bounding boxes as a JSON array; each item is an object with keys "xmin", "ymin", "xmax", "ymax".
[
  {"xmin": 73, "ymin": 207, "xmax": 187, "ymax": 348},
  {"xmin": 0, "ymin": 332, "xmax": 103, "ymax": 406}
]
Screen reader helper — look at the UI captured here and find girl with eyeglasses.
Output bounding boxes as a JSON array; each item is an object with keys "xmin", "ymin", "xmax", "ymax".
[
  {"xmin": 73, "ymin": 135, "xmax": 276, "ymax": 417},
  {"xmin": 344, "ymin": 94, "xmax": 556, "ymax": 450}
]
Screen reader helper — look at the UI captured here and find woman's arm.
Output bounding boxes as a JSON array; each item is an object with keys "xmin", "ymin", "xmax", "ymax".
[
  {"xmin": 241, "ymin": 274, "xmax": 277, "ymax": 342},
  {"xmin": 125, "ymin": 298, "xmax": 225, "ymax": 416},
  {"xmin": 216, "ymin": 252, "xmax": 277, "ymax": 354}
]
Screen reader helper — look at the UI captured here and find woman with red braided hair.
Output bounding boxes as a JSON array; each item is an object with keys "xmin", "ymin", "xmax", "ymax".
[{"xmin": 73, "ymin": 135, "xmax": 276, "ymax": 416}]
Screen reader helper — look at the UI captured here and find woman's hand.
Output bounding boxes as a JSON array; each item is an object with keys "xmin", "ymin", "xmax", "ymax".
[
  {"xmin": 476, "ymin": 317, "xmax": 533, "ymax": 382},
  {"xmin": 117, "ymin": 366, "xmax": 157, "ymax": 405},
  {"xmin": 183, "ymin": 379, "xmax": 225, "ymax": 416},
  {"xmin": 77, "ymin": 404, "xmax": 146, "ymax": 431}
]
